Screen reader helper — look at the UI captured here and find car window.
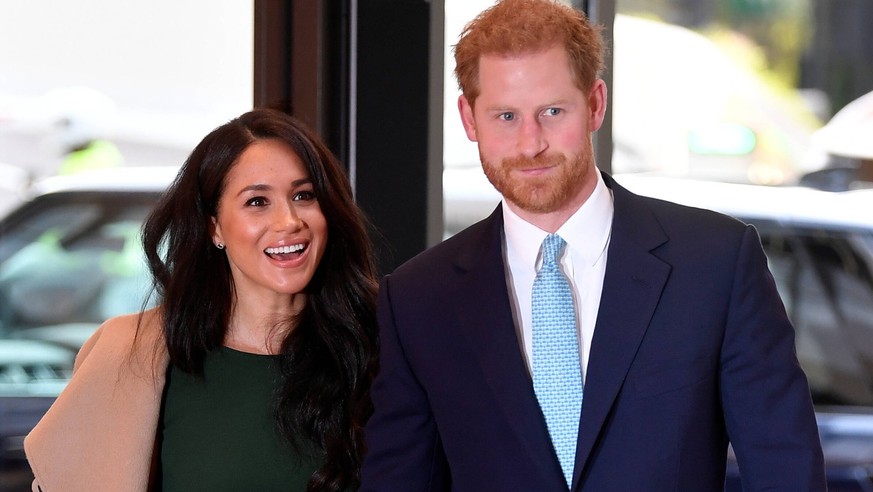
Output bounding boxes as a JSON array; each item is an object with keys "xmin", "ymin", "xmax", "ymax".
[
  {"xmin": 0, "ymin": 192, "xmax": 159, "ymax": 384},
  {"xmin": 756, "ymin": 223, "xmax": 873, "ymax": 407}
]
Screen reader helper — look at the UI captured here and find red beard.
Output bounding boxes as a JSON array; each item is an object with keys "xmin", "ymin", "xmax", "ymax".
[{"xmin": 482, "ymin": 150, "xmax": 591, "ymax": 214}]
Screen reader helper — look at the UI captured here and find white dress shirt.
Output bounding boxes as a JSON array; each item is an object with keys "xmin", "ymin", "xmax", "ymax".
[{"xmin": 502, "ymin": 170, "xmax": 614, "ymax": 382}]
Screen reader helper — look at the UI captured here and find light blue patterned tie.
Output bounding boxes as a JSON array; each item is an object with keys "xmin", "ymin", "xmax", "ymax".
[{"xmin": 532, "ymin": 233, "xmax": 583, "ymax": 488}]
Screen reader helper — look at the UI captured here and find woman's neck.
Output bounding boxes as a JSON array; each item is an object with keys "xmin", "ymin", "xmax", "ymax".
[{"xmin": 224, "ymin": 292, "xmax": 306, "ymax": 355}]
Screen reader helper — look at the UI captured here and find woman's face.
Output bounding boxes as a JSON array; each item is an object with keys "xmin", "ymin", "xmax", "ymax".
[{"xmin": 211, "ymin": 139, "xmax": 328, "ymax": 305}]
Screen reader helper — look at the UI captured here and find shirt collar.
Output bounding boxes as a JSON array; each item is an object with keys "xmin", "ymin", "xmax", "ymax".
[{"xmin": 503, "ymin": 169, "xmax": 614, "ymax": 269}]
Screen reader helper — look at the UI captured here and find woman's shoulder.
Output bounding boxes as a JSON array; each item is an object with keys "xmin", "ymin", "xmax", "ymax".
[
  {"xmin": 98, "ymin": 307, "xmax": 163, "ymax": 340},
  {"xmin": 100, "ymin": 306, "xmax": 161, "ymax": 330},
  {"xmin": 75, "ymin": 307, "xmax": 164, "ymax": 371}
]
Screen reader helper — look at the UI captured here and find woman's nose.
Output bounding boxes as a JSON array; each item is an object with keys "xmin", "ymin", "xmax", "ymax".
[{"xmin": 276, "ymin": 203, "xmax": 303, "ymax": 231}]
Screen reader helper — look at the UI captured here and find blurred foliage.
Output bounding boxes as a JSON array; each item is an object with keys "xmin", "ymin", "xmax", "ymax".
[
  {"xmin": 617, "ymin": 0, "xmax": 812, "ymax": 89},
  {"xmin": 719, "ymin": 0, "xmax": 812, "ymax": 88}
]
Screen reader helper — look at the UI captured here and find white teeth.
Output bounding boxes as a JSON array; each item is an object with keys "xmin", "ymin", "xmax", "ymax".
[{"xmin": 265, "ymin": 244, "xmax": 305, "ymax": 255}]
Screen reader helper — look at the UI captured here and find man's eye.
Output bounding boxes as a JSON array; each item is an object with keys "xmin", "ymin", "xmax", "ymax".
[
  {"xmin": 544, "ymin": 108, "xmax": 561, "ymax": 116},
  {"xmin": 293, "ymin": 190, "xmax": 317, "ymax": 202},
  {"xmin": 499, "ymin": 112, "xmax": 515, "ymax": 121},
  {"xmin": 246, "ymin": 197, "xmax": 267, "ymax": 207}
]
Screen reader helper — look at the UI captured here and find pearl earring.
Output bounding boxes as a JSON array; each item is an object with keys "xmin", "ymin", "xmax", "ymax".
[{"xmin": 216, "ymin": 242, "xmax": 225, "ymax": 250}]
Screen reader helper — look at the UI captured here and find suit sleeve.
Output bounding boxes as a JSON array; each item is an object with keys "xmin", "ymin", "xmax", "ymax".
[
  {"xmin": 720, "ymin": 225, "xmax": 826, "ymax": 490},
  {"xmin": 361, "ymin": 275, "xmax": 450, "ymax": 492}
]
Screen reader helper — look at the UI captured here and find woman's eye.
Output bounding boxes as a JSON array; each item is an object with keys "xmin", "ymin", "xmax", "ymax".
[
  {"xmin": 246, "ymin": 197, "xmax": 267, "ymax": 207},
  {"xmin": 293, "ymin": 190, "xmax": 317, "ymax": 202}
]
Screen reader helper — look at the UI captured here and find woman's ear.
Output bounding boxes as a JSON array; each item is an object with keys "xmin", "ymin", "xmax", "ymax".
[{"xmin": 210, "ymin": 216, "xmax": 223, "ymax": 248}]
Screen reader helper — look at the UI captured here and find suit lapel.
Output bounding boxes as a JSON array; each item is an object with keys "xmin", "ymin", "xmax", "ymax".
[
  {"xmin": 573, "ymin": 174, "xmax": 672, "ymax": 488},
  {"xmin": 452, "ymin": 207, "xmax": 566, "ymax": 485}
]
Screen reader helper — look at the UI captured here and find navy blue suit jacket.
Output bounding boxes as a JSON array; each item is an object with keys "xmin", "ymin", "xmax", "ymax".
[{"xmin": 361, "ymin": 172, "xmax": 825, "ymax": 491}]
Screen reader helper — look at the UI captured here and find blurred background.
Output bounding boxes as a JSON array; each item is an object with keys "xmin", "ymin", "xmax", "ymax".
[
  {"xmin": 3, "ymin": 0, "xmax": 872, "ymax": 234},
  {"xmin": 0, "ymin": 1, "xmax": 253, "ymax": 192},
  {"xmin": 2, "ymin": 0, "xmax": 873, "ymax": 490}
]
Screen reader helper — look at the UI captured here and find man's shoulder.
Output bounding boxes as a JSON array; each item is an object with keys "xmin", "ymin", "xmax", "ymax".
[
  {"xmin": 390, "ymin": 212, "xmax": 500, "ymax": 281},
  {"xmin": 607, "ymin": 172, "xmax": 742, "ymax": 225},
  {"xmin": 613, "ymin": 179, "xmax": 748, "ymax": 235}
]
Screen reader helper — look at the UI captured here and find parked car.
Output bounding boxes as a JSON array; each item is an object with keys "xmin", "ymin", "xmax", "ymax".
[
  {"xmin": 0, "ymin": 166, "xmax": 175, "ymax": 485},
  {"xmin": 614, "ymin": 173, "xmax": 873, "ymax": 491}
]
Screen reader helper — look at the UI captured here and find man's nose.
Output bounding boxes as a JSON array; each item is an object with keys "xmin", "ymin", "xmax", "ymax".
[{"xmin": 517, "ymin": 119, "xmax": 547, "ymax": 158}]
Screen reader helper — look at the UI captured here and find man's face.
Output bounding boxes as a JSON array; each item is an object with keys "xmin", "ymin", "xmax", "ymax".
[{"xmin": 458, "ymin": 45, "xmax": 606, "ymax": 221}]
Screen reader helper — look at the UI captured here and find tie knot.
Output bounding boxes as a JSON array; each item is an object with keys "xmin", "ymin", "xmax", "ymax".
[{"xmin": 541, "ymin": 234, "xmax": 566, "ymax": 267}]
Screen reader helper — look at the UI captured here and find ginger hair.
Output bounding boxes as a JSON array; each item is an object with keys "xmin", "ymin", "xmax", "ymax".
[{"xmin": 453, "ymin": 0, "xmax": 605, "ymax": 105}]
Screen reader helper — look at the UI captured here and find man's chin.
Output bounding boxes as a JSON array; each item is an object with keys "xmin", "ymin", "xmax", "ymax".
[{"xmin": 503, "ymin": 187, "xmax": 565, "ymax": 214}]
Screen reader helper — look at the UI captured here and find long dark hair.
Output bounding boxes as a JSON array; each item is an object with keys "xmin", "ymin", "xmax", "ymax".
[{"xmin": 141, "ymin": 108, "xmax": 379, "ymax": 490}]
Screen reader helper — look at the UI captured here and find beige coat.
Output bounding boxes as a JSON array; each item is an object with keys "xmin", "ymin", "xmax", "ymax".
[{"xmin": 24, "ymin": 309, "xmax": 168, "ymax": 492}]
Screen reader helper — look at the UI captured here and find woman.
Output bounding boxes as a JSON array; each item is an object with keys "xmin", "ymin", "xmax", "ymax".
[{"xmin": 24, "ymin": 108, "xmax": 379, "ymax": 491}]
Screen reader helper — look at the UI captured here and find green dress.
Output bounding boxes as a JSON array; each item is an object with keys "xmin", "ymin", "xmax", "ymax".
[{"xmin": 158, "ymin": 346, "xmax": 321, "ymax": 491}]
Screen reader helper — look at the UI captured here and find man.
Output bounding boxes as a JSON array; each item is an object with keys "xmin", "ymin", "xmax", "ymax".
[{"xmin": 361, "ymin": 0, "xmax": 826, "ymax": 490}]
